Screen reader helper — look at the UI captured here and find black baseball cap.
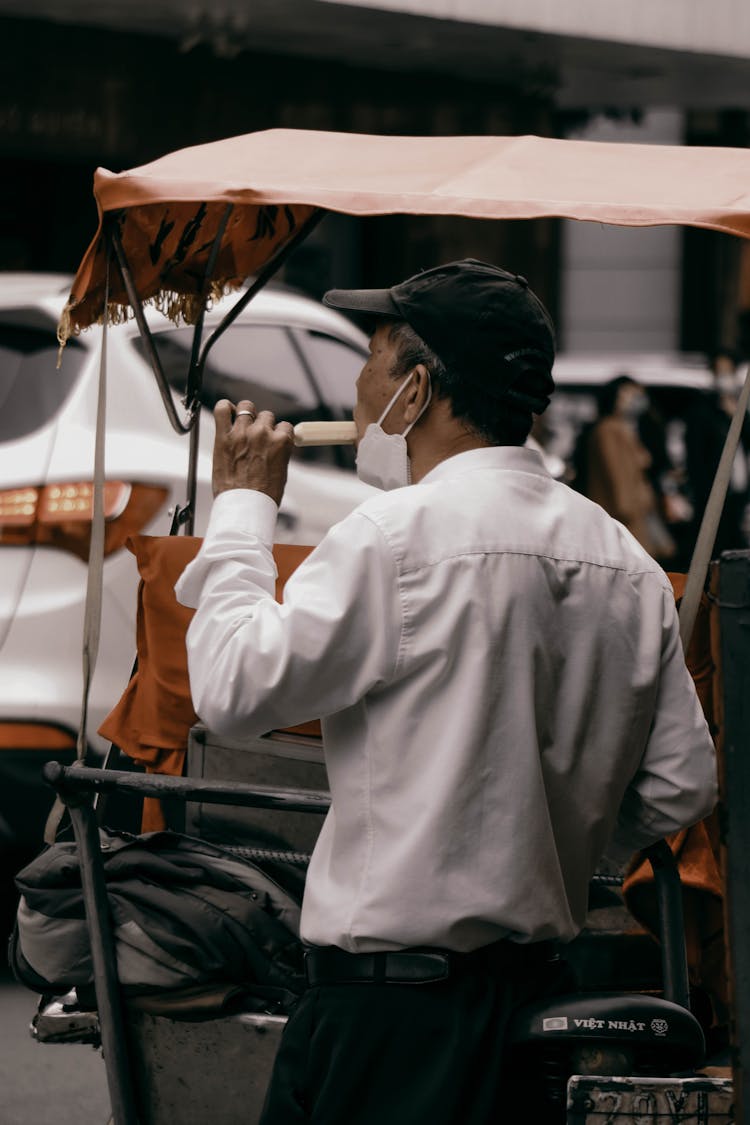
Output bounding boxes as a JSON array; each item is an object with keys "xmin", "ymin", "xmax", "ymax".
[{"xmin": 323, "ymin": 259, "xmax": 556, "ymax": 414}]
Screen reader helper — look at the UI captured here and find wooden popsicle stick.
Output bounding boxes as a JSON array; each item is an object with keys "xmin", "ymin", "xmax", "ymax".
[{"xmin": 293, "ymin": 421, "xmax": 358, "ymax": 447}]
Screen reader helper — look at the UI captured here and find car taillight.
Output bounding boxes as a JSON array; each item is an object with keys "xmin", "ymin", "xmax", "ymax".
[
  {"xmin": 0, "ymin": 482, "xmax": 168, "ymax": 561},
  {"xmin": 0, "ymin": 722, "xmax": 77, "ymax": 751}
]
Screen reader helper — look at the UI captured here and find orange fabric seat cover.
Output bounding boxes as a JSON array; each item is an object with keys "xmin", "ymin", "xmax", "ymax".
[
  {"xmin": 623, "ymin": 572, "xmax": 726, "ymax": 1027},
  {"xmin": 98, "ymin": 535, "xmax": 318, "ymax": 830}
]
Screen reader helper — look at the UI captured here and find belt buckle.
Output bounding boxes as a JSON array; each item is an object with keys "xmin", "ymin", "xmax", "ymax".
[
  {"xmin": 384, "ymin": 952, "xmax": 450, "ymax": 984},
  {"xmin": 304, "ymin": 947, "xmax": 451, "ymax": 986}
]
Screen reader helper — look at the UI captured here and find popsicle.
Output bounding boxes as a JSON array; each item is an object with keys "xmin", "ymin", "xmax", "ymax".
[{"xmin": 293, "ymin": 421, "xmax": 358, "ymax": 447}]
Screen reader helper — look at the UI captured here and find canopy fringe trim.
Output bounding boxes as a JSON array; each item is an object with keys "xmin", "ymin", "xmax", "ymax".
[{"xmin": 57, "ymin": 278, "xmax": 242, "ymax": 360}]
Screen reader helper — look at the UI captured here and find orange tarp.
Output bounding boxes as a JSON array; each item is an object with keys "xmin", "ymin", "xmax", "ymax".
[
  {"xmin": 624, "ymin": 572, "xmax": 727, "ymax": 1028},
  {"xmin": 61, "ymin": 129, "xmax": 750, "ymax": 341},
  {"xmin": 98, "ymin": 535, "xmax": 318, "ymax": 832}
]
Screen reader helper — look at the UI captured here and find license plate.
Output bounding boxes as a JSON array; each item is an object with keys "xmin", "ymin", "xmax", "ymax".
[{"xmin": 567, "ymin": 1075, "xmax": 734, "ymax": 1123}]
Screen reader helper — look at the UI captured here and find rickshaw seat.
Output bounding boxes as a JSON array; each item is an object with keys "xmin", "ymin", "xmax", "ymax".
[
  {"xmin": 507, "ymin": 990, "xmax": 705, "ymax": 1070},
  {"xmin": 185, "ymin": 724, "xmax": 327, "ymax": 856}
]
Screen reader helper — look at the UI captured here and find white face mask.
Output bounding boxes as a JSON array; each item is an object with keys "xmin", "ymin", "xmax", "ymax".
[
  {"xmin": 356, "ymin": 370, "xmax": 432, "ymax": 491},
  {"xmin": 621, "ymin": 390, "xmax": 649, "ymax": 420},
  {"xmin": 716, "ymin": 374, "xmax": 738, "ymax": 398}
]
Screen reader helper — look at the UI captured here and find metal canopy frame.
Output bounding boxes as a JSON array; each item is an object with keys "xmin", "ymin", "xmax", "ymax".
[
  {"xmin": 107, "ymin": 206, "xmax": 325, "ymax": 534},
  {"xmin": 49, "ymin": 134, "xmax": 750, "ymax": 1122},
  {"xmin": 43, "ymin": 761, "xmax": 331, "ymax": 1125}
]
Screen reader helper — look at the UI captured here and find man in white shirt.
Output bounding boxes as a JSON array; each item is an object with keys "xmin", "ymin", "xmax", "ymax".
[{"xmin": 176, "ymin": 259, "xmax": 716, "ymax": 1125}]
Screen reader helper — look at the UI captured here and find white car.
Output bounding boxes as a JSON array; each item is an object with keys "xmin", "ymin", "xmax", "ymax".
[{"xmin": 0, "ymin": 273, "xmax": 376, "ymax": 851}]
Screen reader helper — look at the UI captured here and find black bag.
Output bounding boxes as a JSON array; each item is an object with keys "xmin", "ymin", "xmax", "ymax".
[{"xmin": 8, "ymin": 828, "xmax": 305, "ymax": 1007}]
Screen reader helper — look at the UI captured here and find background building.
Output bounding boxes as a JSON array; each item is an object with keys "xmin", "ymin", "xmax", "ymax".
[{"xmin": 2, "ymin": 0, "xmax": 750, "ymax": 355}]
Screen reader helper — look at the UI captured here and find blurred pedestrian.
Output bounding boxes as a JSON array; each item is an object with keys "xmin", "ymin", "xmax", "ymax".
[{"xmin": 578, "ymin": 376, "xmax": 676, "ymax": 564}]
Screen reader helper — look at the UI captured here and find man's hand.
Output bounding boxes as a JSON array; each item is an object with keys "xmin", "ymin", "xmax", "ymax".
[{"xmin": 212, "ymin": 399, "xmax": 295, "ymax": 506}]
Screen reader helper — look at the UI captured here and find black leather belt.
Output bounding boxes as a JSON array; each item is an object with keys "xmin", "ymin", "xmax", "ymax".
[{"xmin": 304, "ymin": 940, "xmax": 556, "ymax": 987}]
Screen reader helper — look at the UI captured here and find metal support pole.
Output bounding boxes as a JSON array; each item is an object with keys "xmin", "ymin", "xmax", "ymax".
[
  {"xmin": 179, "ymin": 409, "xmax": 201, "ymax": 536},
  {"xmin": 644, "ymin": 840, "xmax": 691, "ymax": 1012},
  {"xmin": 679, "ymin": 363, "xmax": 750, "ymax": 652},
  {"xmin": 67, "ymin": 798, "xmax": 141, "ymax": 1125},
  {"xmin": 184, "ymin": 203, "xmax": 234, "ymax": 414},
  {"xmin": 42, "ymin": 756, "xmax": 332, "ymax": 1123},
  {"xmin": 176, "ymin": 203, "xmax": 233, "ymax": 535},
  {"xmin": 719, "ymin": 548, "xmax": 750, "ymax": 1123},
  {"xmin": 198, "ymin": 209, "xmax": 325, "ymax": 371},
  {"xmin": 44, "ymin": 760, "xmax": 331, "ymax": 815},
  {"xmin": 107, "ymin": 219, "xmax": 193, "ymax": 436}
]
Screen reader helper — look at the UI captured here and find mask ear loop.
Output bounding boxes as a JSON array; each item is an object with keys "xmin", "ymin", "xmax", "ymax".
[
  {"xmin": 377, "ymin": 369, "xmax": 433, "ymax": 434},
  {"xmin": 400, "ymin": 372, "xmax": 432, "ymax": 486},
  {"xmin": 376, "ymin": 369, "xmax": 416, "ymax": 428}
]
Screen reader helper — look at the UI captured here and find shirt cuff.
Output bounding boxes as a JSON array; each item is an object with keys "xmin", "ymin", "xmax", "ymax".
[
  {"xmin": 205, "ymin": 488, "xmax": 279, "ymax": 544},
  {"xmin": 174, "ymin": 489, "xmax": 278, "ymax": 608}
]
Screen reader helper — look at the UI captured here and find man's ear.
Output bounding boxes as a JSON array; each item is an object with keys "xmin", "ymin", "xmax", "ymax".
[{"xmin": 402, "ymin": 364, "xmax": 431, "ymax": 424}]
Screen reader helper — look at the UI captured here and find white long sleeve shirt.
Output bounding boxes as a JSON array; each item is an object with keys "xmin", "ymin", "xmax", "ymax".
[{"xmin": 176, "ymin": 445, "xmax": 717, "ymax": 953}]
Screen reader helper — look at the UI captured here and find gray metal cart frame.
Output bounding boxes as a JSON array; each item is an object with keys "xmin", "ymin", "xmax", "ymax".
[{"xmin": 42, "ymin": 760, "xmax": 330, "ymax": 1125}]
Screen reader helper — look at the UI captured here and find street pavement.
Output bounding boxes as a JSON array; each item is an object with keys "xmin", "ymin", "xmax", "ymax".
[
  {"xmin": 0, "ymin": 859, "xmax": 111, "ymax": 1125},
  {"xmin": 0, "ymin": 965, "xmax": 111, "ymax": 1124}
]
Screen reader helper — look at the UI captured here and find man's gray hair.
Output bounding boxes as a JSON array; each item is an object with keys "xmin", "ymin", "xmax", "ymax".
[
  {"xmin": 387, "ymin": 321, "xmax": 446, "ymax": 382},
  {"xmin": 386, "ymin": 320, "xmax": 534, "ymax": 446}
]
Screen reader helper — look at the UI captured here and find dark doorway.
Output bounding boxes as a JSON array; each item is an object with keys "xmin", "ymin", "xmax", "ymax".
[{"xmin": 0, "ymin": 159, "xmax": 97, "ymax": 273}]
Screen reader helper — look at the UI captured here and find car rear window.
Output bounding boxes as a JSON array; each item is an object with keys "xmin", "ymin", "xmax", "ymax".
[
  {"xmin": 0, "ymin": 311, "xmax": 85, "ymax": 442},
  {"xmin": 298, "ymin": 330, "xmax": 366, "ymax": 413},
  {"xmin": 135, "ymin": 322, "xmax": 365, "ymax": 467},
  {"xmin": 139, "ymin": 324, "xmax": 319, "ymax": 420}
]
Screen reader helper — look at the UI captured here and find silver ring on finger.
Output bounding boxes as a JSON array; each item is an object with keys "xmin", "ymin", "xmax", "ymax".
[{"xmin": 235, "ymin": 410, "xmax": 255, "ymax": 419}]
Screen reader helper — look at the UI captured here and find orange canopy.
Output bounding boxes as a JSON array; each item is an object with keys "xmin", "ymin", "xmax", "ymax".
[{"xmin": 60, "ymin": 128, "xmax": 750, "ymax": 341}]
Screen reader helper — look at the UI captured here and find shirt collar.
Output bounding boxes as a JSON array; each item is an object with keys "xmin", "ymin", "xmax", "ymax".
[{"xmin": 419, "ymin": 444, "xmax": 551, "ymax": 486}]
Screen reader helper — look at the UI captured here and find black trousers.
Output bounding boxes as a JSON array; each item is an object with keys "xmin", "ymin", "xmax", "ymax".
[{"xmin": 258, "ymin": 944, "xmax": 571, "ymax": 1125}]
